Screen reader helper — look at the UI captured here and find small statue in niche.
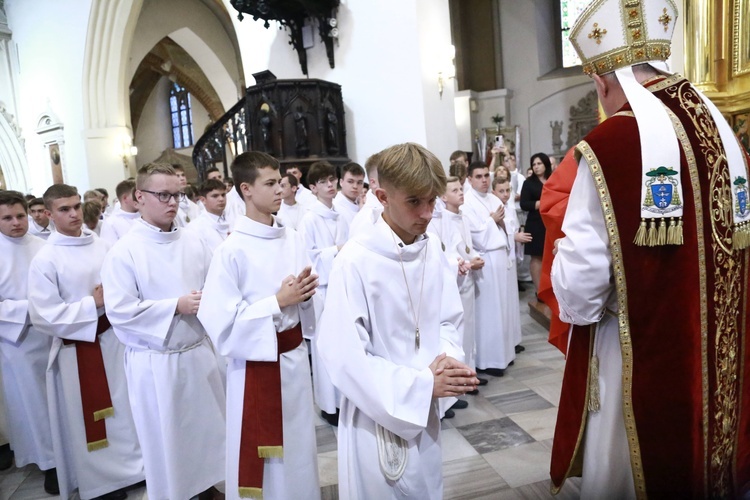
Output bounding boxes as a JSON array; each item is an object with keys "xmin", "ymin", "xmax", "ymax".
[
  {"xmin": 259, "ymin": 106, "xmax": 272, "ymax": 153},
  {"xmin": 325, "ymin": 110, "xmax": 339, "ymax": 155},
  {"xmin": 550, "ymin": 120, "xmax": 564, "ymax": 154},
  {"xmin": 293, "ymin": 107, "xmax": 309, "ymax": 156}
]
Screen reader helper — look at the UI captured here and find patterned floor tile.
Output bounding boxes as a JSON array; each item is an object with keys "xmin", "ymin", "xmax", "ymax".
[
  {"xmin": 456, "ymin": 417, "xmax": 535, "ymax": 454},
  {"xmin": 443, "ymin": 455, "xmax": 509, "ymax": 500},
  {"xmin": 483, "ymin": 442, "xmax": 552, "ymax": 488},
  {"xmin": 487, "ymin": 389, "xmax": 555, "ymax": 415}
]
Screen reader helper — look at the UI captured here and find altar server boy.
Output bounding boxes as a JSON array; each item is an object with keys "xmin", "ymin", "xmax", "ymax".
[
  {"xmin": 28, "ymin": 184, "xmax": 144, "ymax": 500},
  {"xmin": 317, "ymin": 143, "xmax": 479, "ymax": 498},
  {"xmin": 198, "ymin": 151, "xmax": 320, "ymax": 500},
  {"xmin": 462, "ymin": 161, "xmax": 516, "ymax": 376},
  {"xmin": 298, "ymin": 161, "xmax": 347, "ymax": 424},
  {"xmin": 0, "ymin": 191, "xmax": 57, "ymax": 495},
  {"xmin": 187, "ymin": 178, "xmax": 230, "ymax": 251},
  {"xmin": 100, "ymin": 179, "xmax": 139, "ymax": 245},
  {"xmin": 101, "ymin": 164, "xmax": 225, "ymax": 500}
]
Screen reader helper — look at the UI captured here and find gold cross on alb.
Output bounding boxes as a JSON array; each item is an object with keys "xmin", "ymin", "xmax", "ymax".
[
  {"xmin": 588, "ymin": 23, "xmax": 607, "ymax": 44},
  {"xmin": 658, "ymin": 8, "xmax": 671, "ymax": 32}
]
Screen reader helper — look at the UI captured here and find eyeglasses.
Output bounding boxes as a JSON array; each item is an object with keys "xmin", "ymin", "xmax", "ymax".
[
  {"xmin": 141, "ymin": 190, "xmax": 186, "ymax": 203},
  {"xmin": 316, "ymin": 176, "xmax": 337, "ymax": 185}
]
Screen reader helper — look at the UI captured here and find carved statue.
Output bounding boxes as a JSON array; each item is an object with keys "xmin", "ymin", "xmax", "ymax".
[
  {"xmin": 259, "ymin": 111, "xmax": 272, "ymax": 153},
  {"xmin": 550, "ymin": 120, "xmax": 564, "ymax": 154},
  {"xmin": 293, "ymin": 107, "xmax": 309, "ymax": 156},
  {"xmin": 325, "ymin": 110, "xmax": 339, "ymax": 155}
]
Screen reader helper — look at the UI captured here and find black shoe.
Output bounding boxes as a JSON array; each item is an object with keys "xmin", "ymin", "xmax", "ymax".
[
  {"xmin": 509, "ymin": 361, "xmax": 514, "ymax": 366},
  {"xmin": 0, "ymin": 444, "xmax": 13, "ymax": 471},
  {"xmin": 483, "ymin": 368, "xmax": 505, "ymax": 377},
  {"xmin": 442, "ymin": 409, "xmax": 455, "ymax": 419},
  {"xmin": 515, "ymin": 345, "xmax": 525, "ymax": 353},
  {"xmin": 44, "ymin": 468, "xmax": 60, "ymax": 495},
  {"xmin": 321, "ymin": 409, "xmax": 340, "ymax": 427},
  {"xmin": 518, "ymin": 282, "xmax": 526, "ymax": 292},
  {"xmin": 477, "ymin": 377, "xmax": 488, "ymax": 386},
  {"xmin": 450, "ymin": 399, "xmax": 468, "ymax": 410},
  {"xmin": 94, "ymin": 489, "xmax": 128, "ymax": 500},
  {"xmin": 197, "ymin": 486, "xmax": 224, "ymax": 500},
  {"xmin": 467, "ymin": 389, "xmax": 479, "ymax": 395}
]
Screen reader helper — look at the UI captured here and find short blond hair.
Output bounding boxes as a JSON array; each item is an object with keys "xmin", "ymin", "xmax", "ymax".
[
  {"xmin": 377, "ymin": 143, "xmax": 446, "ymax": 197},
  {"xmin": 136, "ymin": 163, "xmax": 177, "ymax": 190}
]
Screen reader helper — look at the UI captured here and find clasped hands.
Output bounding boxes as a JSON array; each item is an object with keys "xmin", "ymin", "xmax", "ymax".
[{"xmin": 430, "ymin": 353, "xmax": 479, "ymax": 398}]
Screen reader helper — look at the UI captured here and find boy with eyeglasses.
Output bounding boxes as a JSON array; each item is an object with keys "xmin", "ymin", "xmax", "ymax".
[
  {"xmin": 28, "ymin": 184, "xmax": 144, "ymax": 500},
  {"xmin": 101, "ymin": 163, "xmax": 226, "ymax": 500},
  {"xmin": 298, "ymin": 161, "xmax": 347, "ymax": 426}
]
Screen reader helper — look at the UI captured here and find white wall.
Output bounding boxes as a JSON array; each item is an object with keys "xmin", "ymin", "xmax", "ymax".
[
  {"xmin": 227, "ymin": 0, "xmax": 458, "ymax": 166},
  {"xmin": 499, "ymin": 0, "xmax": 593, "ymax": 166},
  {"xmin": 528, "ymin": 82, "xmax": 594, "ymax": 156},
  {"xmin": 6, "ymin": 0, "xmax": 92, "ymax": 194},
  {"xmin": 134, "ymin": 75, "xmax": 211, "ymax": 167}
]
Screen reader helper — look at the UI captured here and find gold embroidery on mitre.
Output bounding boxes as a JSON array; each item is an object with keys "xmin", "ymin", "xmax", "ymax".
[
  {"xmin": 569, "ymin": 0, "xmax": 677, "ymax": 76},
  {"xmin": 588, "ymin": 23, "xmax": 608, "ymax": 44},
  {"xmin": 658, "ymin": 8, "xmax": 672, "ymax": 31}
]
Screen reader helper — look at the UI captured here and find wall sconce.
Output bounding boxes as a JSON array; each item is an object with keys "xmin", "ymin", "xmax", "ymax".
[
  {"xmin": 438, "ymin": 45, "xmax": 456, "ymax": 100},
  {"xmin": 117, "ymin": 136, "xmax": 138, "ymax": 169}
]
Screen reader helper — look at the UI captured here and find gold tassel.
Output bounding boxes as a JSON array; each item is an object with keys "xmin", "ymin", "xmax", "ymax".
[
  {"xmin": 646, "ymin": 219, "xmax": 657, "ymax": 247},
  {"xmin": 633, "ymin": 218, "xmax": 648, "ymax": 246},
  {"xmin": 239, "ymin": 487, "xmax": 263, "ymax": 499},
  {"xmin": 588, "ymin": 355, "xmax": 601, "ymax": 412},
  {"xmin": 257, "ymin": 446, "xmax": 283, "ymax": 459},
  {"xmin": 735, "ymin": 222, "xmax": 750, "ymax": 250},
  {"xmin": 666, "ymin": 217, "xmax": 676, "ymax": 244},
  {"xmin": 87, "ymin": 438, "xmax": 109, "ymax": 452},
  {"xmin": 656, "ymin": 218, "xmax": 667, "ymax": 245},
  {"xmin": 675, "ymin": 218, "xmax": 684, "ymax": 245},
  {"xmin": 93, "ymin": 407, "xmax": 114, "ymax": 422}
]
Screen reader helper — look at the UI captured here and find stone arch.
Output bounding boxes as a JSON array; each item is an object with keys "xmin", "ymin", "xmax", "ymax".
[{"xmin": 0, "ymin": 106, "xmax": 28, "ymax": 191}]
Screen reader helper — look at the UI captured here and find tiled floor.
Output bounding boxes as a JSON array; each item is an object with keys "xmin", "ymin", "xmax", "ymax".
[{"xmin": 0, "ymin": 287, "xmax": 580, "ymax": 499}]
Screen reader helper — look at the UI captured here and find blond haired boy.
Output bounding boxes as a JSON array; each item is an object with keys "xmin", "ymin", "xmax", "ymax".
[{"xmin": 317, "ymin": 143, "xmax": 478, "ymax": 498}]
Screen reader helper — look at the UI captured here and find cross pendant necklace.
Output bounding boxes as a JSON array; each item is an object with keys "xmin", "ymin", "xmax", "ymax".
[{"xmin": 389, "ymin": 228, "xmax": 428, "ymax": 350}]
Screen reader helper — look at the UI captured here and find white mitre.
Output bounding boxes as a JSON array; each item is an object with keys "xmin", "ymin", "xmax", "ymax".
[{"xmin": 569, "ymin": 0, "xmax": 750, "ymax": 248}]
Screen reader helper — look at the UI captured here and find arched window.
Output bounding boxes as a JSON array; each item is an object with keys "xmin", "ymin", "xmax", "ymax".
[
  {"xmin": 559, "ymin": 0, "xmax": 589, "ymax": 68},
  {"xmin": 169, "ymin": 82, "xmax": 194, "ymax": 148}
]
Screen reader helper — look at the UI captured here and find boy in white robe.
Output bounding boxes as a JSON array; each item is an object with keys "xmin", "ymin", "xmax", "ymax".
[
  {"xmin": 27, "ymin": 197, "xmax": 55, "ymax": 239},
  {"xmin": 462, "ymin": 162, "xmax": 516, "ymax": 376},
  {"xmin": 187, "ymin": 179, "xmax": 230, "ymax": 252},
  {"xmin": 27, "ymin": 184, "xmax": 144, "ymax": 500},
  {"xmin": 100, "ymin": 179, "xmax": 140, "ymax": 245},
  {"xmin": 0, "ymin": 191, "xmax": 57, "ymax": 494},
  {"xmin": 428, "ymin": 177, "xmax": 487, "ymax": 394},
  {"xmin": 198, "ymin": 151, "xmax": 321, "ymax": 500},
  {"xmin": 332, "ymin": 162, "xmax": 365, "ymax": 233},
  {"xmin": 317, "ymin": 143, "xmax": 479, "ymax": 499},
  {"xmin": 493, "ymin": 177, "xmax": 531, "ymax": 354},
  {"xmin": 101, "ymin": 164, "xmax": 226, "ymax": 500},
  {"xmin": 285, "ymin": 165, "xmax": 316, "ymax": 207},
  {"xmin": 276, "ymin": 174, "xmax": 304, "ymax": 231},
  {"xmin": 299, "ymin": 161, "xmax": 348, "ymax": 425},
  {"xmin": 172, "ymin": 164, "xmax": 202, "ymax": 226},
  {"xmin": 348, "ymin": 153, "xmax": 384, "ymax": 239}
]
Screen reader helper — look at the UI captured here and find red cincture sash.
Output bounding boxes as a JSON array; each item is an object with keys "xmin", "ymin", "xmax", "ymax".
[
  {"xmin": 62, "ymin": 314, "xmax": 114, "ymax": 452},
  {"xmin": 238, "ymin": 323, "xmax": 303, "ymax": 499}
]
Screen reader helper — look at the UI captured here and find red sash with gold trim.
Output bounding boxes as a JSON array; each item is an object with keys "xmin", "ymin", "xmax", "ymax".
[
  {"xmin": 62, "ymin": 314, "xmax": 114, "ymax": 452},
  {"xmin": 238, "ymin": 323, "xmax": 303, "ymax": 499}
]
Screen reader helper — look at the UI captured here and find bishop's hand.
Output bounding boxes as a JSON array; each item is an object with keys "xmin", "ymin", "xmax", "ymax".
[{"xmin": 276, "ymin": 266, "xmax": 319, "ymax": 308}]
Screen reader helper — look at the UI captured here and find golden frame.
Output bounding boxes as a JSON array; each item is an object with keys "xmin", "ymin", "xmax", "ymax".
[{"xmin": 733, "ymin": 0, "xmax": 750, "ymax": 77}]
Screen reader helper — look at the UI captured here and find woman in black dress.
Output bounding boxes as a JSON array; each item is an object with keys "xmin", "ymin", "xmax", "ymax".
[{"xmin": 520, "ymin": 152, "xmax": 552, "ymax": 294}]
